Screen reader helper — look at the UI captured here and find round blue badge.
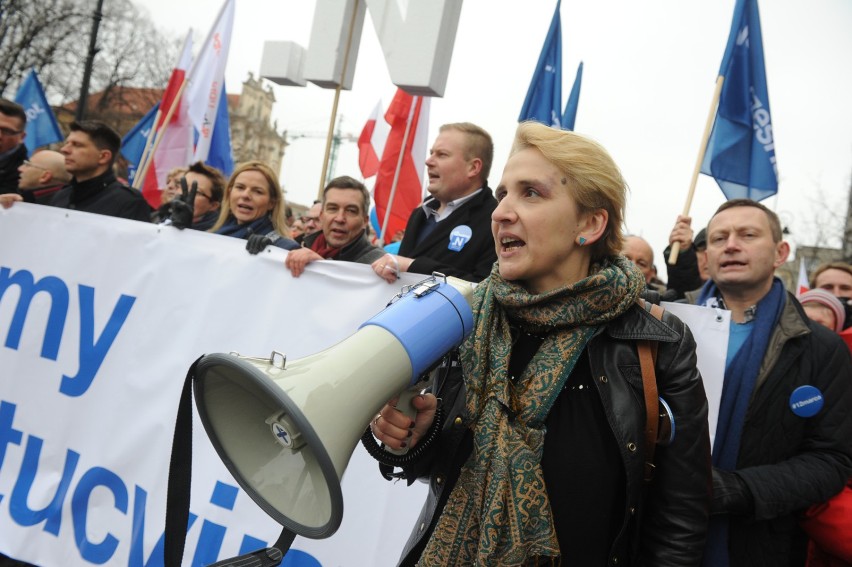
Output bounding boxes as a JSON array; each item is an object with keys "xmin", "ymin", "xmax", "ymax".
[
  {"xmin": 789, "ymin": 385, "xmax": 824, "ymax": 418},
  {"xmin": 448, "ymin": 225, "xmax": 473, "ymax": 252}
]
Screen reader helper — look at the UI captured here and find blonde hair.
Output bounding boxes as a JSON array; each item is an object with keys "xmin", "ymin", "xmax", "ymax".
[
  {"xmin": 510, "ymin": 122, "xmax": 627, "ymax": 260},
  {"xmin": 210, "ymin": 161, "xmax": 290, "ymax": 237}
]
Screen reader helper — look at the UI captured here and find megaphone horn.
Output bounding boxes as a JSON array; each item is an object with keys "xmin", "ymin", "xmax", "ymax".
[{"xmin": 193, "ymin": 274, "xmax": 475, "ymax": 539}]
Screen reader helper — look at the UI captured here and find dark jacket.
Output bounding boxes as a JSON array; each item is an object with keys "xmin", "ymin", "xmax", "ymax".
[
  {"xmin": 398, "ymin": 188, "xmax": 497, "ymax": 282},
  {"xmin": 49, "ymin": 170, "xmax": 151, "ymax": 222},
  {"xmin": 664, "ymin": 245, "xmax": 705, "ymax": 300},
  {"xmin": 390, "ymin": 303, "xmax": 712, "ymax": 566},
  {"xmin": 0, "ymin": 144, "xmax": 26, "ymax": 195},
  {"xmin": 303, "ymin": 229, "xmax": 385, "ymax": 265},
  {"xmin": 690, "ymin": 292, "xmax": 852, "ymax": 566}
]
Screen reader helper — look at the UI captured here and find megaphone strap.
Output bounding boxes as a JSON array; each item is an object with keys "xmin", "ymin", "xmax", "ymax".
[{"xmin": 163, "ymin": 356, "xmax": 295, "ymax": 567}]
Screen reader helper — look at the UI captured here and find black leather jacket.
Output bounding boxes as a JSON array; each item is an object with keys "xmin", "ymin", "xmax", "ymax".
[{"xmin": 387, "ymin": 303, "xmax": 712, "ymax": 566}]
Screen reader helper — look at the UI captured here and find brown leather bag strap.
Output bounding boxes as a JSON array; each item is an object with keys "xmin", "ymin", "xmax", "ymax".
[{"xmin": 638, "ymin": 300, "xmax": 665, "ymax": 482}]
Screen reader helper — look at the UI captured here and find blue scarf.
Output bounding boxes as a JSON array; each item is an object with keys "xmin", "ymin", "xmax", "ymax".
[
  {"xmin": 699, "ymin": 277, "xmax": 786, "ymax": 566},
  {"xmin": 214, "ymin": 215, "xmax": 274, "ymax": 240}
]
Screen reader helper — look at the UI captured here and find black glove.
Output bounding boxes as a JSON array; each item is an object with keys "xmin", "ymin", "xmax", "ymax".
[
  {"xmin": 711, "ymin": 467, "xmax": 753, "ymax": 516},
  {"xmin": 168, "ymin": 177, "xmax": 197, "ymax": 230},
  {"xmin": 246, "ymin": 234, "xmax": 278, "ymax": 255}
]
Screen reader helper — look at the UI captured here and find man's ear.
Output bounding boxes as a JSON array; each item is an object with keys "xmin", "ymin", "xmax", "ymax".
[
  {"xmin": 98, "ymin": 149, "xmax": 113, "ymax": 167},
  {"xmin": 774, "ymin": 240, "xmax": 790, "ymax": 268}
]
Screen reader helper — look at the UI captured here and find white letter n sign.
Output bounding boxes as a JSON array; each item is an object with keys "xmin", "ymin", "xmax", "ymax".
[{"xmin": 259, "ymin": 0, "xmax": 462, "ymax": 97}]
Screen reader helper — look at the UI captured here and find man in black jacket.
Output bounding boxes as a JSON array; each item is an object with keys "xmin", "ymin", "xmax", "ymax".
[
  {"xmin": 0, "ymin": 98, "xmax": 28, "ymax": 196},
  {"xmin": 693, "ymin": 199, "xmax": 852, "ymax": 566},
  {"xmin": 50, "ymin": 120, "xmax": 151, "ymax": 222},
  {"xmin": 372, "ymin": 122, "xmax": 497, "ymax": 284}
]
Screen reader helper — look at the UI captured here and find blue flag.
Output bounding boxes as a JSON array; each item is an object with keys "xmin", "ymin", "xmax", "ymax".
[
  {"xmin": 121, "ymin": 102, "xmax": 159, "ymax": 185},
  {"xmin": 205, "ymin": 83, "xmax": 234, "ymax": 177},
  {"xmin": 14, "ymin": 69, "xmax": 63, "ymax": 154},
  {"xmin": 701, "ymin": 0, "xmax": 777, "ymax": 202},
  {"xmin": 518, "ymin": 1, "xmax": 562, "ymax": 127},
  {"xmin": 562, "ymin": 61, "xmax": 583, "ymax": 131}
]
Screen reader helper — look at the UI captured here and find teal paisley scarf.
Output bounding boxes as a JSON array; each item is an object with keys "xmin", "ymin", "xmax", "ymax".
[{"xmin": 419, "ymin": 255, "xmax": 644, "ymax": 566}]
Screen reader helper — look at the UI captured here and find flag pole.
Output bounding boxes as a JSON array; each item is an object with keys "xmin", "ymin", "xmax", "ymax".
[
  {"xmin": 668, "ymin": 75, "xmax": 725, "ymax": 265},
  {"xmin": 132, "ymin": 107, "xmax": 163, "ymax": 189},
  {"xmin": 379, "ymin": 97, "xmax": 418, "ymax": 244},
  {"xmin": 133, "ymin": 80, "xmax": 188, "ymax": 189},
  {"xmin": 317, "ymin": 0, "xmax": 360, "ymax": 200}
]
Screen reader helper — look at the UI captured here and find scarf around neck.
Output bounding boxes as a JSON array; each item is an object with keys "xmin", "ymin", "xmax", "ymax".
[{"xmin": 420, "ymin": 255, "xmax": 644, "ymax": 566}]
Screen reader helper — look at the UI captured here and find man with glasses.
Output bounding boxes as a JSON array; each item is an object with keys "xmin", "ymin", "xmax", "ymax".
[
  {"xmin": 295, "ymin": 200, "xmax": 322, "ymax": 245},
  {"xmin": 17, "ymin": 150, "xmax": 70, "ymax": 204},
  {"xmin": 0, "ymin": 98, "xmax": 28, "ymax": 196},
  {"xmin": 180, "ymin": 161, "xmax": 225, "ymax": 231}
]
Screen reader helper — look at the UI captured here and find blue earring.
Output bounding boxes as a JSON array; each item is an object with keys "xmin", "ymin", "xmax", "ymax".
[{"xmin": 577, "ymin": 236, "xmax": 587, "ymax": 246}]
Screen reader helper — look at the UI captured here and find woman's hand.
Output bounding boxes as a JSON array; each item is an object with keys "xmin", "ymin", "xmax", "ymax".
[{"xmin": 371, "ymin": 393, "xmax": 437, "ymax": 451}]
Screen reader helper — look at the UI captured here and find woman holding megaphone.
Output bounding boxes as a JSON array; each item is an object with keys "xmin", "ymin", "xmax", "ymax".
[{"xmin": 370, "ymin": 122, "xmax": 711, "ymax": 566}]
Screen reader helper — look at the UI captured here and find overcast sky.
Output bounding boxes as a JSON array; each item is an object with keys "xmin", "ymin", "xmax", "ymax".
[{"xmin": 139, "ymin": 0, "xmax": 852, "ymax": 277}]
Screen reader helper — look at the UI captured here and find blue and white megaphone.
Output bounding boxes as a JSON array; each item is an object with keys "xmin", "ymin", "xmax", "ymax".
[{"xmin": 193, "ymin": 274, "xmax": 474, "ymax": 539}]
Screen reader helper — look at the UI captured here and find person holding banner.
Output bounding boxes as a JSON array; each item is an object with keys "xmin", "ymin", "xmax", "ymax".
[
  {"xmin": 208, "ymin": 160, "xmax": 297, "ymax": 252},
  {"xmin": 16, "ymin": 150, "xmax": 70, "ymax": 204},
  {"xmin": 371, "ymin": 122, "xmax": 711, "ymax": 566},
  {"xmin": 372, "ymin": 123, "xmax": 498, "ymax": 284},
  {"xmin": 0, "ymin": 99, "xmax": 28, "ymax": 196},
  {"xmin": 692, "ymin": 199, "xmax": 852, "ymax": 566}
]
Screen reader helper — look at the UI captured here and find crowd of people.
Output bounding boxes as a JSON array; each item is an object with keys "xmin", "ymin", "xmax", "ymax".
[{"xmin": 2, "ymin": 95, "xmax": 851, "ymax": 566}]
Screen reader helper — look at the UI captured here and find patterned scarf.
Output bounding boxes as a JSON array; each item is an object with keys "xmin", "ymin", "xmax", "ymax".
[{"xmin": 420, "ymin": 255, "xmax": 644, "ymax": 566}]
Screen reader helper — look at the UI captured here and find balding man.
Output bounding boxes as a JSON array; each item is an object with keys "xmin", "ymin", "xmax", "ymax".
[
  {"xmin": 17, "ymin": 150, "xmax": 70, "ymax": 204},
  {"xmin": 622, "ymin": 235, "xmax": 666, "ymax": 292}
]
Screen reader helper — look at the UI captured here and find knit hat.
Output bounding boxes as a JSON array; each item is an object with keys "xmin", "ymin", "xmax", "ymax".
[{"xmin": 799, "ymin": 289, "xmax": 846, "ymax": 332}]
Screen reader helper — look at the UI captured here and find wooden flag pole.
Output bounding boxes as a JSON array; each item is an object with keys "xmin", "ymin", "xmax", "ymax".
[
  {"xmin": 132, "ymin": 108, "xmax": 163, "ymax": 189},
  {"xmin": 379, "ymin": 97, "xmax": 418, "ymax": 244},
  {"xmin": 668, "ymin": 75, "xmax": 725, "ymax": 265},
  {"xmin": 317, "ymin": 0, "xmax": 360, "ymax": 200},
  {"xmin": 133, "ymin": 79, "xmax": 188, "ymax": 189}
]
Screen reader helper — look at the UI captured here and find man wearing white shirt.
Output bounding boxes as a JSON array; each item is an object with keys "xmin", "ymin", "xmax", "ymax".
[{"xmin": 372, "ymin": 122, "xmax": 497, "ymax": 284}]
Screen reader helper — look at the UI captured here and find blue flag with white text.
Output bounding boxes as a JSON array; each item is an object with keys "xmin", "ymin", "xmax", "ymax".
[
  {"xmin": 205, "ymin": 83, "xmax": 234, "ymax": 177},
  {"xmin": 14, "ymin": 69, "xmax": 63, "ymax": 154},
  {"xmin": 121, "ymin": 102, "xmax": 159, "ymax": 185},
  {"xmin": 562, "ymin": 61, "xmax": 583, "ymax": 131},
  {"xmin": 701, "ymin": 0, "xmax": 777, "ymax": 202},
  {"xmin": 518, "ymin": 1, "xmax": 562, "ymax": 127}
]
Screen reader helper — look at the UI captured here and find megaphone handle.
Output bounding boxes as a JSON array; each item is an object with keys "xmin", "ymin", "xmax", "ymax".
[{"xmin": 384, "ymin": 386, "xmax": 421, "ymax": 456}]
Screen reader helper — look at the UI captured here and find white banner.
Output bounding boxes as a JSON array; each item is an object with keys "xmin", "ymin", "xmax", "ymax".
[{"xmin": 0, "ymin": 204, "xmax": 427, "ymax": 566}]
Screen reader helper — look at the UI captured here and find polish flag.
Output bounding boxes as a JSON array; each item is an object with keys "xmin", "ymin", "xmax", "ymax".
[
  {"xmin": 140, "ymin": 32, "xmax": 194, "ymax": 208},
  {"xmin": 796, "ymin": 258, "xmax": 809, "ymax": 297},
  {"xmin": 358, "ymin": 101, "xmax": 389, "ymax": 178},
  {"xmin": 373, "ymin": 89, "xmax": 430, "ymax": 244},
  {"xmin": 186, "ymin": 0, "xmax": 235, "ymax": 162}
]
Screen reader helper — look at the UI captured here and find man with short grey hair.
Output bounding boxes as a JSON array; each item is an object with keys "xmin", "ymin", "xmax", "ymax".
[{"xmin": 17, "ymin": 150, "xmax": 70, "ymax": 204}]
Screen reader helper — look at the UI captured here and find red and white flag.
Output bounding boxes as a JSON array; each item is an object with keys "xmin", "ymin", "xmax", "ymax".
[
  {"xmin": 186, "ymin": 0, "xmax": 235, "ymax": 162},
  {"xmin": 373, "ymin": 89, "xmax": 430, "ymax": 244},
  {"xmin": 358, "ymin": 101, "xmax": 389, "ymax": 179},
  {"xmin": 797, "ymin": 258, "xmax": 809, "ymax": 297},
  {"xmin": 140, "ymin": 32, "xmax": 194, "ymax": 208}
]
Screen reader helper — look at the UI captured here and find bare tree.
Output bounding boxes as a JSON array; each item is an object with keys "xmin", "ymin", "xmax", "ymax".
[{"xmin": 0, "ymin": 0, "xmax": 178, "ymax": 110}]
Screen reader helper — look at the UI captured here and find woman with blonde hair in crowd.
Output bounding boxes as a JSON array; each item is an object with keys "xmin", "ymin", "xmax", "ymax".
[
  {"xmin": 210, "ymin": 160, "xmax": 298, "ymax": 252},
  {"xmin": 370, "ymin": 122, "xmax": 710, "ymax": 566}
]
